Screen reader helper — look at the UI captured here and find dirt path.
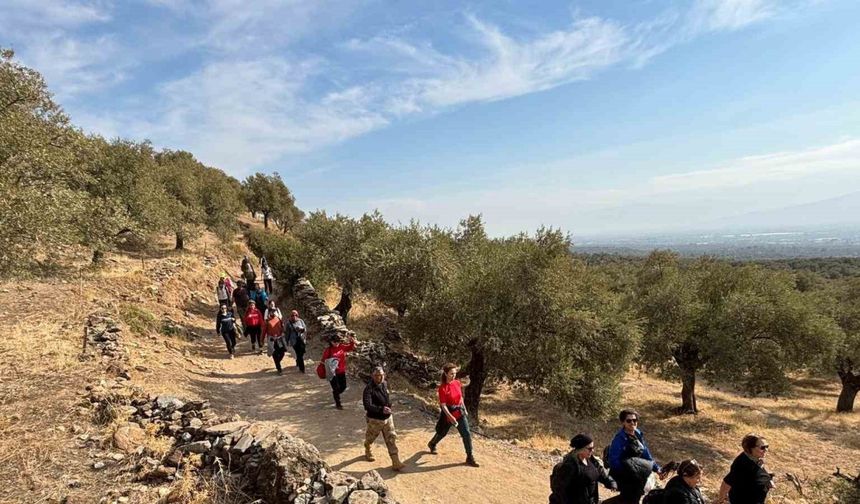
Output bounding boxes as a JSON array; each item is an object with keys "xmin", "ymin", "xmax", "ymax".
[{"xmin": 184, "ymin": 328, "xmax": 554, "ymax": 504}]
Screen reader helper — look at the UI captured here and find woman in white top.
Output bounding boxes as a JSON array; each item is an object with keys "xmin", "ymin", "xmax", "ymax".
[{"xmin": 260, "ymin": 256, "xmax": 275, "ymax": 294}]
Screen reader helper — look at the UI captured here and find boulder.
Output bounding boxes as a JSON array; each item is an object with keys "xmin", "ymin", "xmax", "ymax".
[
  {"xmin": 155, "ymin": 396, "xmax": 185, "ymax": 411},
  {"xmin": 178, "ymin": 440, "xmax": 211, "ymax": 454},
  {"xmin": 348, "ymin": 490, "xmax": 380, "ymax": 504},
  {"xmin": 330, "ymin": 485, "xmax": 350, "ymax": 504},
  {"xmin": 113, "ymin": 423, "xmax": 145, "ymax": 453},
  {"xmin": 253, "ymin": 433, "xmax": 327, "ymax": 503},
  {"xmin": 358, "ymin": 471, "xmax": 387, "ymax": 495},
  {"xmin": 203, "ymin": 421, "xmax": 249, "ymax": 436}
]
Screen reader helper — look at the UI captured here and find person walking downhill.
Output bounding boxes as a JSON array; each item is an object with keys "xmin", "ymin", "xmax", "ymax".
[
  {"xmin": 264, "ymin": 305, "xmax": 288, "ymax": 374},
  {"xmin": 216, "ymin": 277, "xmax": 232, "ymax": 308},
  {"xmin": 215, "ymin": 304, "xmax": 237, "ymax": 359},
  {"xmin": 321, "ymin": 334, "xmax": 356, "ymax": 409},
  {"xmin": 249, "ymin": 281, "xmax": 269, "ymax": 313},
  {"xmin": 716, "ymin": 434, "xmax": 774, "ymax": 504},
  {"xmin": 427, "ymin": 363, "xmax": 480, "ymax": 467},
  {"xmin": 549, "ymin": 433, "xmax": 617, "ymax": 504},
  {"xmin": 286, "ymin": 310, "xmax": 307, "ymax": 373},
  {"xmin": 604, "ymin": 409, "xmax": 671, "ymax": 504},
  {"xmin": 264, "ymin": 299, "xmax": 282, "ymax": 320},
  {"xmin": 260, "ymin": 257, "xmax": 275, "ymax": 295},
  {"xmin": 243, "ymin": 303, "xmax": 263, "ymax": 354},
  {"xmin": 233, "ymin": 279, "xmax": 250, "ymax": 319},
  {"xmin": 240, "ymin": 256, "xmax": 256, "ymax": 287},
  {"xmin": 362, "ymin": 366, "xmax": 406, "ymax": 471}
]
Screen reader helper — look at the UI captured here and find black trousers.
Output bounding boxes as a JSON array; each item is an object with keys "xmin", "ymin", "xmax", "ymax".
[
  {"xmin": 293, "ymin": 340, "xmax": 306, "ymax": 373},
  {"xmin": 246, "ymin": 325, "xmax": 262, "ymax": 348},
  {"xmin": 330, "ymin": 372, "xmax": 347, "ymax": 406},
  {"xmin": 264, "ymin": 278, "xmax": 273, "ymax": 294},
  {"xmin": 220, "ymin": 330, "xmax": 236, "ymax": 355},
  {"xmin": 272, "ymin": 345, "xmax": 286, "ymax": 371}
]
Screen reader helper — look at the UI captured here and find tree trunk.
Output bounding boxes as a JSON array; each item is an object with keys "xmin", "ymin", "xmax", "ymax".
[
  {"xmin": 175, "ymin": 233, "xmax": 184, "ymax": 250},
  {"xmin": 680, "ymin": 366, "xmax": 698, "ymax": 414},
  {"xmin": 334, "ymin": 284, "xmax": 353, "ymax": 323},
  {"xmin": 837, "ymin": 362, "xmax": 860, "ymax": 412},
  {"xmin": 263, "ymin": 212, "xmax": 269, "ymax": 229},
  {"xmin": 463, "ymin": 340, "xmax": 486, "ymax": 426}
]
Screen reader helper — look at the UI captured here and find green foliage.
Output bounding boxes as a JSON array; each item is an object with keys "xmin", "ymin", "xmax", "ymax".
[
  {"xmin": 405, "ymin": 216, "xmax": 638, "ymax": 418},
  {"xmin": 120, "ymin": 304, "xmax": 158, "ymax": 336},
  {"xmin": 364, "ymin": 222, "xmax": 448, "ymax": 316},
  {"xmin": 635, "ymin": 251, "xmax": 841, "ymax": 401},
  {"xmin": 246, "ymin": 227, "xmax": 329, "ymax": 285},
  {"xmin": 242, "ymin": 172, "xmax": 303, "ymax": 230}
]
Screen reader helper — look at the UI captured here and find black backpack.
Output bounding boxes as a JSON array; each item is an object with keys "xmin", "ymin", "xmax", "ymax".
[{"xmin": 642, "ymin": 488, "xmax": 667, "ymax": 504}]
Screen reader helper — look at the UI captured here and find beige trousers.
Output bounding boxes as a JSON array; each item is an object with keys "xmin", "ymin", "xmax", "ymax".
[{"xmin": 364, "ymin": 416, "xmax": 399, "ymax": 456}]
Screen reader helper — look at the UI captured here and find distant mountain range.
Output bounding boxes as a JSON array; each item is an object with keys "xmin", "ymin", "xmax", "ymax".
[{"xmin": 707, "ymin": 191, "xmax": 860, "ymax": 231}]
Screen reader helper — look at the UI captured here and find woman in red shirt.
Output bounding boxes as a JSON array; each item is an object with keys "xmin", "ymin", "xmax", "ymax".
[
  {"xmin": 426, "ymin": 363, "xmax": 479, "ymax": 467},
  {"xmin": 321, "ymin": 334, "xmax": 356, "ymax": 409}
]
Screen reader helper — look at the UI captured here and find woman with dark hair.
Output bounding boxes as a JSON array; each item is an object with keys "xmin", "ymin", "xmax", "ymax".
[
  {"xmin": 426, "ymin": 363, "xmax": 479, "ymax": 467},
  {"xmin": 286, "ymin": 310, "xmax": 307, "ymax": 373},
  {"xmin": 240, "ymin": 256, "xmax": 256, "ymax": 287},
  {"xmin": 717, "ymin": 434, "xmax": 774, "ymax": 504},
  {"xmin": 549, "ymin": 433, "xmax": 617, "ymax": 504},
  {"xmin": 263, "ymin": 304, "xmax": 287, "ymax": 374},
  {"xmin": 243, "ymin": 303, "xmax": 263, "ymax": 354},
  {"xmin": 606, "ymin": 409, "xmax": 669, "ymax": 503},
  {"xmin": 664, "ymin": 459, "xmax": 706, "ymax": 504}
]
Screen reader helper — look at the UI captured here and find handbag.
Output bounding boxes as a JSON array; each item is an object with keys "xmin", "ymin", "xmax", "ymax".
[
  {"xmin": 325, "ymin": 357, "xmax": 339, "ymax": 381},
  {"xmin": 316, "ymin": 361, "xmax": 326, "ymax": 379}
]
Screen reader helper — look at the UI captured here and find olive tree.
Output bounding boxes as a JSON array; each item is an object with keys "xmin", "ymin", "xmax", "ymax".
[
  {"xmin": 833, "ymin": 278, "xmax": 860, "ymax": 412},
  {"xmin": 297, "ymin": 211, "xmax": 388, "ymax": 322},
  {"xmin": 405, "ymin": 216, "xmax": 639, "ymax": 423},
  {"xmin": 635, "ymin": 252, "xmax": 839, "ymax": 413},
  {"xmin": 242, "ymin": 172, "xmax": 300, "ymax": 230}
]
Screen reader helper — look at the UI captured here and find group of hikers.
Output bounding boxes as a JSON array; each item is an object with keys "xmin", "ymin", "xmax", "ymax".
[
  {"xmin": 213, "ymin": 256, "xmax": 772, "ymax": 503},
  {"xmin": 214, "ymin": 256, "xmax": 307, "ymax": 373},
  {"xmin": 550, "ymin": 409, "xmax": 775, "ymax": 504}
]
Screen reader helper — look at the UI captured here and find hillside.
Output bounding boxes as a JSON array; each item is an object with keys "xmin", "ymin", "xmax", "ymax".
[{"xmin": 2, "ymin": 231, "xmax": 858, "ymax": 503}]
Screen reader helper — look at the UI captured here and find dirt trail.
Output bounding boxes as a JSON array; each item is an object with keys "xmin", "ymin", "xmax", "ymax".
[{"xmin": 185, "ymin": 325, "xmax": 554, "ymax": 504}]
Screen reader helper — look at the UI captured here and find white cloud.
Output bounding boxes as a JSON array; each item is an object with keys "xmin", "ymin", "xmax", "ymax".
[
  {"xmin": 650, "ymin": 139, "xmax": 860, "ymax": 192},
  {"xmin": 327, "ymin": 138, "xmax": 860, "ymax": 236},
  {"xmin": 0, "ymin": 0, "xmax": 110, "ymax": 28}
]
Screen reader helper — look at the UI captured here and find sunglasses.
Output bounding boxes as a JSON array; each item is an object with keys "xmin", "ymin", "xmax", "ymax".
[
  {"xmin": 624, "ymin": 418, "xmax": 639, "ymax": 424},
  {"xmin": 757, "ymin": 445, "xmax": 769, "ymax": 451},
  {"xmin": 585, "ymin": 446, "xmax": 595, "ymax": 451}
]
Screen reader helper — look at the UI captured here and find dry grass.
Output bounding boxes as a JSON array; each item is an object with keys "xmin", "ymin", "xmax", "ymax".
[{"xmin": 0, "ymin": 230, "xmax": 248, "ymax": 504}]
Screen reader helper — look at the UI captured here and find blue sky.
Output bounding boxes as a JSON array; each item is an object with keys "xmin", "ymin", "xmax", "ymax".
[{"xmin": 3, "ymin": 0, "xmax": 860, "ymax": 236}]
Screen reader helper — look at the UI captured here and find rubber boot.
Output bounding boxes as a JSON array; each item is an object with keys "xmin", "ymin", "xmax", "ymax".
[
  {"xmin": 391, "ymin": 453, "xmax": 405, "ymax": 471},
  {"xmin": 364, "ymin": 444, "xmax": 375, "ymax": 462}
]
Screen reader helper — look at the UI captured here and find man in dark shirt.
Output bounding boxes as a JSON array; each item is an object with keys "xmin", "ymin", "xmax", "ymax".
[{"xmin": 362, "ymin": 366, "xmax": 405, "ymax": 471}]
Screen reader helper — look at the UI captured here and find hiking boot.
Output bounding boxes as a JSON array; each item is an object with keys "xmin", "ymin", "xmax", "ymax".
[
  {"xmin": 466, "ymin": 456, "xmax": 480, "ymax": 467},
  {"xmin": 277, "ymin": 369, "xmax": 283, "ymax": 375},
  {"xmin": 364, "ymin": 444, "xmax": 375, "ymax": 462},
  {"xmin": 427, "ymin": 441, "xmax": 437, "ymax": 454},
  {"xmin": 335, "ymin": 404, "xmax": 344, "ymax": 410},
  {"xmin": 391, "ymin": 454, "xmax": 405, "ymax": 471}
]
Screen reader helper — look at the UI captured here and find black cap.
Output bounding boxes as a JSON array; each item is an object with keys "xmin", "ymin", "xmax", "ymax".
[{"xmin": 570, "ymin": 433, "xmax": 593, "ymax": 450}]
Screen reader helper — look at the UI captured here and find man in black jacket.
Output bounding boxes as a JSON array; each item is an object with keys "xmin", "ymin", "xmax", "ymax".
[{"xmin": 362, "ymin": 366, "xmax": 405, "ymax": 471}]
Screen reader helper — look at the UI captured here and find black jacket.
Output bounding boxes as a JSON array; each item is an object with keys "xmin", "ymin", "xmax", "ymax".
[
  {"xmin": 549, "ymin": 454, "xmax": 616, "ymax": 504},
  {"xmin": 216, "ymin": 310, "xmax": 236, "ymax": 334},
  {"xmin": 723, "ymin": 453, "xmax": 772, "ymax": 504},
  {"xmin": 363, "ymin": 380, "xmax": 392, "ymax": 420},
  {"xmin": 664, "ymin": 475, "xmax": 705, "ymax": 504}
]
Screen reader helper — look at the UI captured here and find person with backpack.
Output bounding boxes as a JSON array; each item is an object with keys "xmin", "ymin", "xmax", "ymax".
[
  {"xmin": 248, "ymin": 282, "xmax": 269, "ymax": 313},
  {"xmin": 232, "ymin": 279, "xmax": 250, "ymax": 319},
  {"xmin": 606, "ymin": 409, "xmax": 670, "ymax": 503},
  {"xmin": 216, "ymin": 277, "xmax": 232, "ymax": 308},
  {"xmin": 362, "ymin": 366, "xmax": 406, "ymax": 471},
  {"xmin": 549, "ymin": 433, "xmax": 617, "ymax": 504},
  {"xmin": 661, "ymin": 459, "xmax": 706, "ymax": 504},
  {"xmin": 426, "ymin": 363, "xmax": 480, "ymax": 467},
  {"xmin": 716, "ymin": 434, "xmax": 774, "ymax": 504},
  {"xmin": 264, "ymin": 299, "xmax": 282, "ymax": 320},
  {"xmin": 243, "ymin": 303, "xmax": 263, "ymax": 354},
  {"xmin": 260, "ymin": 256, "xmax": 275, "ymax": 294},
  {"xmin": 263, "ymin": 304, "xmax": 288, "ymax": 374},
  {"xmin": 215, "ymin": 304, "xmax": 238, "ymax": 359},
  {"xmin": 241, "ymin": 256, "xmax": 256, "ymax": 287},
  {"xmin": 320, "ymin": 334, "xmax": 356, "ymax": 409},
  {"xmin": 286, "ymin": 310, "xmax": 307, "ymax": 373}
]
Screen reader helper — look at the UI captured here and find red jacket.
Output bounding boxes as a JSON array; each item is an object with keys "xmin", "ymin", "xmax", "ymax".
[
  {"xmin": 321, "ymin": 340, "xmax": 356, "ymax": 374},
  {"xmin": 243, "ymin": 306, "xmax": 262, "ymax": 327}
]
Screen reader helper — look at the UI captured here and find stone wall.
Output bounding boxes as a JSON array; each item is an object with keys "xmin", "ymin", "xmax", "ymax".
[{"xmin": 291, "ymin": 278, "xmax": 437, "ymax": 388}]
